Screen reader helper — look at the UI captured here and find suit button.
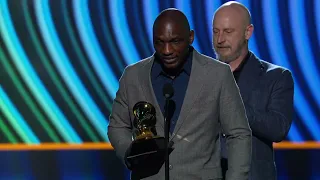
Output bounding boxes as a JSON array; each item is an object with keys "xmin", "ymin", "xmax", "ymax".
[
  {"xmin": 169, "ymin": 164, "xmax": 173, "ymax": 170},
  {"xmin": 222, "ymin": 134, "xmax": 226, "ymax": 137}
]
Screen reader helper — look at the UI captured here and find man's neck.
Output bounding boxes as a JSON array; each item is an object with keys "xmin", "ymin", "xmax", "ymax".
[{"xmin": 229, "ymin": 50, "xmax": 249, "ymax": 72}]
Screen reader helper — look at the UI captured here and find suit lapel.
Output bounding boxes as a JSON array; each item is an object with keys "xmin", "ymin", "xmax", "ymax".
[
  {"xmin": 138, "ymin": 56, "xmax": 165, "ymax": 128},
  {"xmin": 171, "ymin": 50, "xmax": 209, "ymax": 139}
]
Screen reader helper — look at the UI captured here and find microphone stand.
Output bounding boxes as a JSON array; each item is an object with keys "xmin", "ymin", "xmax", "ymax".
[{"xmin": 164, "ymin": 98, "xmax": 170, "ymax": 180}]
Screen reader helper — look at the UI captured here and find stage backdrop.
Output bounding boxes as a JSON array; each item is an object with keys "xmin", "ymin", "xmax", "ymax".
[{"xmin": 0, "ymin": 0, "xmax": 319, "ymax": 179}]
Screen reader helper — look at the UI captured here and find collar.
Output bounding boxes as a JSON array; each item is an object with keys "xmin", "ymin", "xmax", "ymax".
[{"xmin": 233, "ymin": 51, "xmax": 251, "ymax": 74}]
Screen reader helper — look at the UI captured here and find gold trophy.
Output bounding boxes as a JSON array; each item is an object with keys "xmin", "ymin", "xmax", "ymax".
[
  {"xmin": 126, "ymin": 101, "xmax": 166, "ymax": 168},
  {"xmin": 132, "ymin": 101, "xmax": 157, "ymax": 140}
]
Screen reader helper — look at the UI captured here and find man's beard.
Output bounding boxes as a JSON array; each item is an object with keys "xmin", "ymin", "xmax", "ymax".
[{"xmin": 213, "ymin": 40, "xmax": 247, "ymax": 63}]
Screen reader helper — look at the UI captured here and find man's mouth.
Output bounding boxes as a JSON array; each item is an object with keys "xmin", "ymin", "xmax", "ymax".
[
  {"xmin": 163, "ymin": 57, "xmax": 178, "ymax": 64},
  {"xmin": 217, "ymin": 46, "xmax": 229, "ymax": 49}
]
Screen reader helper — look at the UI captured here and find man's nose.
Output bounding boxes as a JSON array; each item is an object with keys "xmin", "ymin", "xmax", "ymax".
[
  {"xmin": 163, "ymin": 43, "xmax": 173, "ymax": 55},
  {"xmin": 217, "ymin": 33, "xmax": 226, "ymax": 44}
]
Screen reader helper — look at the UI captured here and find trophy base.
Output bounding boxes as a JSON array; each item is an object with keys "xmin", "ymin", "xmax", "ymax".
[
  {"xmin": 127, "ymin": 136, "xmax": 166, "ymax": 159},
  {"xmin": 126, "ymin": 137, "xmax": 172, "ymax": 172}
]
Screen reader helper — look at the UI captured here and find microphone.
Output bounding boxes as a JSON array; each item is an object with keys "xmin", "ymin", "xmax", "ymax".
[
  {"xmin": 162, "ymin": 83, "xmax": 174, "ymax": 180},
  {"xmin": 163, "ymin": 83, "xmax": 174, "ymax": 99}
]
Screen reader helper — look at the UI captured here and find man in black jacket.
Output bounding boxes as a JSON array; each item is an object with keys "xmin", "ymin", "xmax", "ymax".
[{"xmin": 212, "ymin": 1, "xmax": 294, "ymax": 180}]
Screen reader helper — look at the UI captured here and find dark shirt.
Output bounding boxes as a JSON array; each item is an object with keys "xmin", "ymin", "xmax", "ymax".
[
  {"xmin": 151, "ymin": 52, "xmax": 192, "ymax": 134},
  {"xmin": 232, "ymin": 51, "xmax": 251, "ymax": 82}
]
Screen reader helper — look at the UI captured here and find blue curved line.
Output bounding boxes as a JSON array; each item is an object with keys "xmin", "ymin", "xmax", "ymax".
[
  {"xmin": 236, "ymin": 0, "xmax": 260, "ymax": 58},
  {"xmin": 109, "ymin": 0, "xmax": 140, "ymax": 65},
  {"xmin": 287, "ymin": 121, "xmax": 303, "ymax": 142},
  {"xmin": 143, "ymin": 0, "xmax": 160, "ymax": 47},
  {"xmin": 129, "ymin": 2, "xmax": 153, "ymax": 57},
  {"xmin": 0, "ymin": 0, "xmax": 81, "ymax": 143},
  {"xmin": 174, "ymin": 0, "xmax": 201, "ymax": 52},
  {"xmin": 289, "ymin": 0, "xmax": 320, "ymax": 108},
  {"xmin": 316, "ymin": 0, "xmax": 320, "ymax": 51},
  {"xmin": 263, "ymin": 0, "xmax": 320, "ymax": 140},
  {"xmin": 73, "ymin": 0, "xmax": 118, "ymax": 98},
  {"xmin": 205, "ymin": 0, "xmax": 221, "ymax": 52},
  {"xmin": 0, "ymin": 87, "xmax": 40, "ymax": 144},
  {"xmin": 98, "ymin": 0, "xmax": 124, "ymax": 72},
  {"xmin": 35, "ymin": 0, "xmax": 109, "ymax": 141},
  {"xmin": 292, "ymin": 91, "xmax": 319, "ymax": 140}
]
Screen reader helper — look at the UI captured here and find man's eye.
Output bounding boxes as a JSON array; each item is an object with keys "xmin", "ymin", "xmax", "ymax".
[
  {"xmin": 172, "ymin": 39, "xmax": 182, "ymax": 44},
  {"xmin": 155, "ymin": 40, "xmax": 163, "ymax": 44}
]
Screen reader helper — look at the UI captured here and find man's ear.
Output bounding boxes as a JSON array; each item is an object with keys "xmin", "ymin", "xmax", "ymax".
[
  {"xmin": 245, "ymin": 24, "xmax": 254, "ymax": 40},
  {"xmin": 189, "ymin": 30, "xmax": 195, "ymax": 45}
]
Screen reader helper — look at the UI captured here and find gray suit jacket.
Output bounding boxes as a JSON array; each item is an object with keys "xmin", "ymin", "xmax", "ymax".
[{"xmin": 108, "ymin": 49, "xmax": 252, "ymax": 180}]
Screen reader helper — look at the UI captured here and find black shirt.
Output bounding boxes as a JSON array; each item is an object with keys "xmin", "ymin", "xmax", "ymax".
[
  {"xmin": 151, "ymin": 51, "xmax": 193, "ymax": 133},
  {"xmin": 233, "ymin": 51, "xmax": 251, "ymax": 82}
]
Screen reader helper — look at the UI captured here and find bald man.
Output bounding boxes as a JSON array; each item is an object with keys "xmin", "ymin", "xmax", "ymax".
[
  {"xmin": 109, "ymin": 8, "xmax": 251, "ymax": 180},
  {"xmin": 212, "ymin": 2, "xmax": 294, "ymax": 180}
]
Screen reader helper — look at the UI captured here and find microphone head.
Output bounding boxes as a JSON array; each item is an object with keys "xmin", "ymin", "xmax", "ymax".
[{"xmin": 163, "ymin": 83, "xmax": 174, "ymax": 99}]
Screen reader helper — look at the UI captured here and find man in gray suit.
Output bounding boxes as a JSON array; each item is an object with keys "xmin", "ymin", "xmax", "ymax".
[{"xmin": 108, "ymin": 8, "xmax": 251, "ymax": 180}]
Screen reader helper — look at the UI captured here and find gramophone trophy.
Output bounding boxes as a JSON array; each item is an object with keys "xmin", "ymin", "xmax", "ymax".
[{"xmin": 126, "ymin": 101, "xmax": 166, "ymax": 167}]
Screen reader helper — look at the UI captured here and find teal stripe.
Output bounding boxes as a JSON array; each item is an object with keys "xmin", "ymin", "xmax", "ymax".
[
  {"xmin": 109, "ymin": 0, "xmax": 140, "ymax": 65},
  {"xmin": 22, "ymin": 0, "xmax": 99, "ymax": 142},
  {"xmin": 0, "ymin": 0, "xmax": 81, "ymax": 143},
  {"xmin": 34, "ymin": 0, "xmax": 108, "ymax": 141},
  {"xmin": 98, "ymin": 0, "xmax": 125, "ymax": 71},
  {"xmin": 73, "ymin": 0, "xmax": 118, "ymax": 98},
  {"xmin": 61, "ymin": 0, "xmax": 112, "ymax": 112},
  {"xmin": 0, "ymin": 86, "xmax": 40, "ymax": 144},
  {"xmin": 0, "ymin": 116, "xmax": 18, "ymax": 143},
  {"xmin": 0, "ymin": 47, "xmax": 60, "ymax": 142}
]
